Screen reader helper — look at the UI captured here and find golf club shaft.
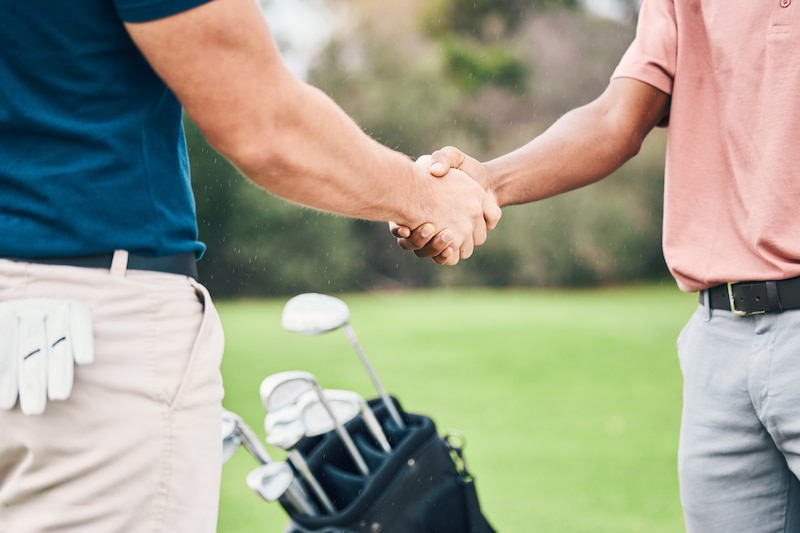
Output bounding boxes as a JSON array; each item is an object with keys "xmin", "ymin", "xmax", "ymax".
[
  {"xmin": 288, "ymin": 449, "xmax": 336, "ymax": 513},
  {"xmin": 237, "ymin": 423, "xmax": 273, "ymax": 466},
  {"xmin": 236, "ymin": 423, "xmax": 318, "ymax": 515},
  {"xmin": 284, "ymin": 483, "xmax": 318, "ymax": 516},
  {"xmin": 359, "ymin": 402, "xmax": 392, "ymax": 452},
  {"xmin": 311, "ymin": 382, "xmax": 370, "ymax": 475},
  {"xmin": 342, "ymin": 324, "xmax": 405, "ymax": 428}
]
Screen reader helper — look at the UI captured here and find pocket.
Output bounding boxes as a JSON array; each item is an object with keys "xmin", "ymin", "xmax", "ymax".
[
  {"xmin": 166, "ymin": 280, "xmax": 225, "ymax": 410},
  {"xmin": 676, "ymin": 306, "xmax": 701, "ymax": 376}
]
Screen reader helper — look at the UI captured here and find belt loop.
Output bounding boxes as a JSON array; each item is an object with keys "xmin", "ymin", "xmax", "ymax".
[
  {"xmin": 766, "ymin": 281, "xmax": 783, "ymax": 312},
  {"xmin": 110, "ymin": 250, "xmax": 129, "ymax": 277},
  {"xmin": 703, "ymin": 290, "xmax": 712, "ymax": 322}
]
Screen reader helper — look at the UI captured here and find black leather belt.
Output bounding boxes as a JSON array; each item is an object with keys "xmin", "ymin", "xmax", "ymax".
[
  {"xmin": 1, "ymin": 252, "xmax": 198, "ymax": 280},
  {"xmin": 702, "ymin": 276, "xmax": 800, "ymax": 316}
]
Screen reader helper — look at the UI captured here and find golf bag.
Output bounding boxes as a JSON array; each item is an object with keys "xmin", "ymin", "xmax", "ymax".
[{"xmin": 281, "ymin": 397, "xmax": 496, "ymax": 533}]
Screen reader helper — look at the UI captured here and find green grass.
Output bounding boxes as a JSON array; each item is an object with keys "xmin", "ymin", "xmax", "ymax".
[{"xmin": 217, "ymin": 284, "xmax": 696, "ymax": 532}]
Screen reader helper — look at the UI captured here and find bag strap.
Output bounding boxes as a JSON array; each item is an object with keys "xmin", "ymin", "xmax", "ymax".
[{"xmin": 444, "ymin": 434, "xmax": 497, "ymax": 533}]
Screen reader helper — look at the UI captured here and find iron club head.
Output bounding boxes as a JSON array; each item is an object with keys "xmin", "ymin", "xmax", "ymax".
[
  {"xmin": 246, "ymin": 462, "xmax": 295, "ymax": 502},
  {"xmin": 281, "ymin": 293, "xmax": 350, "ymax": 335},
  {"xmin": 259, "ymin": 370, "xmax": 370, "ymax": 475},
  {"xmin": 221, "ymin": 409, "xmax": 242, "ymax": 464}
]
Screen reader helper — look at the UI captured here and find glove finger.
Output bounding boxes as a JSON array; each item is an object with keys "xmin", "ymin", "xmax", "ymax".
[
  {"xmin": 0, "ymin": 306, "xmax": 19, "ymax": 410},
  {"xmin": 69, "ymin": 302, "xmax": 94, "ymax": 366},
  {"xmin": 47, "ymin": 303, "xmax": 73, "ymax": 401},
  {"xmin": 18, "ymin": 310, "xmax": 48, "ymax": 415}
]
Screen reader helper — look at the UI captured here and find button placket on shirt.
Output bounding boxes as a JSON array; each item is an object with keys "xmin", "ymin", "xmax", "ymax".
[{"xmin": 770, "ymin": 0, "xmax": 793, "ymax": 34}]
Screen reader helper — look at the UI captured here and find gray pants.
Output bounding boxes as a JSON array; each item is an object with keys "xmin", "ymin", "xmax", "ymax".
[{"xmin": 677, "ymin": 298, "xmax": 800, "ymax": 532}]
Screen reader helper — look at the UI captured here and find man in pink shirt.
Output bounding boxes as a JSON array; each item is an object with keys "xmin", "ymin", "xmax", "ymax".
[{"xmin": 396, "ymin": 0, "xmax": 800, "ymax": 530}]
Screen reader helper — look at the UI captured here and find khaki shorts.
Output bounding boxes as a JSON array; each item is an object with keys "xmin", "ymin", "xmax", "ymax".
[{"xmin": 0, "ymin": 255, "xmax": 225, "ymax": 532}]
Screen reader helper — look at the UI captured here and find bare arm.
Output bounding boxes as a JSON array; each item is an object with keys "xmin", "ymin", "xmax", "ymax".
[
  {"xmin": 394, "ymin": 77, "xmax": 669, "ymax": 257},
  {"xmin": 124, "ymin": 0, "xmax": 499, "ymax": 264},
  {"xmin": 486, "ymin": 77, "xmax": 669, "ymax": 207}
]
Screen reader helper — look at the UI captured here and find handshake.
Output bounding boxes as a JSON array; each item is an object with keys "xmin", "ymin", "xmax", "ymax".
[{"xmin": 390, "ymin": 146, "xmax": 499, "ymax": 266}]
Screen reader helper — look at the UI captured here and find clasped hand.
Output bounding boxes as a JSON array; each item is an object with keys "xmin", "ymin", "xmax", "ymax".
[{"xmin": 392, "ymin": 147, "xmax": 496, "ymax": 264}]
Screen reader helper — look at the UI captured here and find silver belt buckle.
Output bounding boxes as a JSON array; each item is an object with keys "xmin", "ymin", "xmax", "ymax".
[{"xmin": 727, "ymin": 282, "xmax": 765, "ymax": 317}]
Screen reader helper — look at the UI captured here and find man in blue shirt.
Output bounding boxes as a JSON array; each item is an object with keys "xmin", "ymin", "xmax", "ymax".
[{"xmin": 0, "ymin": 0, "xmax": 501, "ymax": 530}]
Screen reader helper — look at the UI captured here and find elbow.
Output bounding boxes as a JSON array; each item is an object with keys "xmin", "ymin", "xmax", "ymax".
[
  {"xmin": 619, "ymin": 129, "xmax": 645, "ymax": 162},
  {"xmin": 204, "ymin": 125, "xmax": 290, "ymax": 186},
  {"xmin": 603, "ymin": 109, "xmax": 647, "ymax": 167},
  {"xmin": 188, "ymin": 78, "xmax": 309, "ymax": 186},
  {"xmin": 223, "ymin": 137, "xmax": 278, "ymax": 177}
]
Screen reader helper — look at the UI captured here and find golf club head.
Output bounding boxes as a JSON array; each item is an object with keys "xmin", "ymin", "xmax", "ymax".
[
  {"xmin": 263, "ymin": 390, "xmax": 358, "ymax": 446},
  {"xmin": 319, "ymin": 389, "xmax": 392, "ymax": 452},
  {"xmin": 264, "ymin": 401, "xmax": 304, "ymax": 432},
  {"xmin": 260, "ymin": 370, "xmax": 319, "ymax": 413},
  {"xmin": 301, "ymin": 389, "xmax": 361, "ymax": 437},
  {"xmin": 281, "ymin": 293, "xmax": 350, "ymax": 335},
  {"xmin": 265, "ymin": 389, "xmax": 361, "ymax": 441},
  {"xmin": 222, "ymin": 408, "xmax": 275, "ymax": 465},
  {"xmin": 222, "ymin": 409, "xmax": 243, "ymax": 464},
  {"xmin": 246, "ymin": 462, "xmax": 295, "ymax": 502},
  {"xmin": 265, "ymin": 416, "xmax": 306, "ymax": 450}
]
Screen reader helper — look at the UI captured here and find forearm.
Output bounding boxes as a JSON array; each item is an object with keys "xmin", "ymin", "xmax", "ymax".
[
  {"xmin": 485, "ymin": 110, "xmax": 633, "ymax": 206},
  {"xmin": 485, "ymin": 79, "xmax": 669, "ymax": 207},
  {"xmin": 210, "ymin": 79, "xmax": 427, "ymax": 226}
]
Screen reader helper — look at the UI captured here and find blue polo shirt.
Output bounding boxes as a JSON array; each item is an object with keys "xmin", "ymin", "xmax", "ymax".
[{"xmin": 0, "ymin": 0, "xmax": 213, "ymax": 258}]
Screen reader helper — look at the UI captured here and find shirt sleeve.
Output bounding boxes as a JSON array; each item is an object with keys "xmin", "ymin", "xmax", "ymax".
[
  {"xmin": 612, "ymin": 0, "xmax": 678, "ymax": 97},
  {"xmin": 114, "ymin": 0, "xmax": 215, "ymax": 23}
]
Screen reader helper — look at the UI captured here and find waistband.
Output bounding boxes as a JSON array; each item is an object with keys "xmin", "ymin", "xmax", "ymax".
[
  {"xmin": 0, "ymin": 251, "xmax": 198, "ymax": 280},
  {"xmin": 701, "ymin": 276, "xmax": 800, "ymax": 316}
]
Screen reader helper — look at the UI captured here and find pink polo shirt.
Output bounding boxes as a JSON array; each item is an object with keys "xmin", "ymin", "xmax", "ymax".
[{"xmin": 612, "ymin": 0, "xmax": 800, "ymax": 292}]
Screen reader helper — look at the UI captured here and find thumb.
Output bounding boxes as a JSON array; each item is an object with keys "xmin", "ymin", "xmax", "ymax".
[
  {"xmin": 483, "ymin": 193, "xmax": 502, "ymax": 232},
  {"xmin": 428, "ymin": 146, "xmax": 467, "ymax": 177}
]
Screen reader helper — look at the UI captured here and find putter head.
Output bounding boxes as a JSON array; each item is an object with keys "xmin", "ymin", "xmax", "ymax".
[
  {"xmin": 246, "ymin": 462, "xmax": 295, "ymax": 502},
  {"xmin": 221, "ymin": 409, "xmax": 243, "ymax": 464},
  {"xmin": 281, "ymin": 293, "xmax": 350, "ymax": 335}
]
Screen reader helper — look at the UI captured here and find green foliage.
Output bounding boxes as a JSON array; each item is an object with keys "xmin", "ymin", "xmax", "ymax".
[
  {"xmin": 308, "ymin": 36, "xmax": 468, "ymax": 157},
  {"xmin": 421, "ymin": 0, "xmax": 530, "ymax": 38},
  {"xmin": 217, "ymin": 286, "xmax": 693, "ymax": 532},
  {"xmin": 438, "ymin": 35, "xmax": 527, "ymax": 93},
  {"xmin": 421, "ymin": 0, "xmax": 579, "ymax": 40}
]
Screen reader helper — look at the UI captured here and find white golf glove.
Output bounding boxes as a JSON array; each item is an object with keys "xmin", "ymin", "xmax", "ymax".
[{"xmin": 0, "ymin": 299, "xmax": 94, "ymax": 415}]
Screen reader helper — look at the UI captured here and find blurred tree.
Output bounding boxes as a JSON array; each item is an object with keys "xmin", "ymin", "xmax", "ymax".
[
  {"xmin": 437, "ymin": 36, "xmax": 528, "ymax": 93},
  {"xmin": 420, "ymin": 0, "xmax": 579, "ymax": 40}
]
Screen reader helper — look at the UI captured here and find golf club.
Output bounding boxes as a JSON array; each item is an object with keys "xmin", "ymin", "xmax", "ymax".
[
  {"xmin": 266, "ymin": 388, "xmax": 391, "ymax": 452},
  {"xmin": 246, "ymin": 462, "xmax": 295, "ymax": 503},
  {"xmin": 305, "ymin": 389, "xmax": 391, "ymax": 453},
  {"xmin": 264, "ymin": 389, "xmax": 356, "ymax": 440},
  {"xmin": 266, "ymin": 416, "xmax": 337, "ymax": 513},
  {"xmin": 281, "ymin": 293, "xmax": 406, "ymax": 429},
  {"xmin": 221, "ymin": 408, "xmax": 318, "ymax": 516},
  {"xmin": 259, "ymin": 370, "xmax": 370, "ymax": 475},
  {"xmin": 222, "ymin": 408, "xmax": 272, "ymax": 465}
]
